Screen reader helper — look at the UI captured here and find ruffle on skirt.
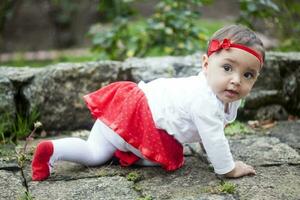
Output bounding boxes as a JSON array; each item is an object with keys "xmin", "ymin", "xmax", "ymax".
[{"xmin": 83, "ymin": 81, "xmax": 184, "ymax": 171}]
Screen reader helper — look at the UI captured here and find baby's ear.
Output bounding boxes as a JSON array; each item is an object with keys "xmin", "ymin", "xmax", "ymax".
[{"xmin": 202, "ymin": 54, "xmax": 209, "ymax": 71}]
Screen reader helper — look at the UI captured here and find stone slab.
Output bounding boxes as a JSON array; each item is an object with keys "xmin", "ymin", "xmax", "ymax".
[
  {"xmin": 29, "ymin": 176, "xmax": 140, "ymax": 200},
  {"xmin": 137, "ymin": 157, "xmax": 235, "ymax": 200},
  {"xmin": 230, "ymin": 136, "xmax": 300, "ymax": 166},
  {"xmin": 269, "ymin": 120, "xmax": 300, "ymax": 152},
  {"xmin": 2, "ymin": 130, "xmax": 300, "ymax": 200},
  {"xmin": 0, "ymin": 170, "xmax": 25, "ymax": 200},
  {"xmin": 231, "ymin": 165, "xmax": 300, "ymax": 200}
]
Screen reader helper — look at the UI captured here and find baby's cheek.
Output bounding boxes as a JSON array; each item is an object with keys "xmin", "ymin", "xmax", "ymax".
[
  {"xmin": 248, "ymin": 82, "xmax": 256, "ymax": 90},
  {"xmin": 242, "ymin": 85, "xmax": 253, "ymax": 96}
]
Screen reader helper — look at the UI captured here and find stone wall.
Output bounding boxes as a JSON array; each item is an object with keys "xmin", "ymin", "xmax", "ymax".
[{"xmin": 0, "ymin": 52, "xmax": 299, "ymax": 131}]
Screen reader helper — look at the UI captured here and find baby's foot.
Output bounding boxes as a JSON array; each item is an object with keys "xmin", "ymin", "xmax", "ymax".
[{"xmin": 31, "ymin": 140, "xmax": 54, "ymax": 181}]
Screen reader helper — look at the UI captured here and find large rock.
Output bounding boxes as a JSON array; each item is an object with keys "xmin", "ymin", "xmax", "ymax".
[
  {"xmin": 255, "ymin": 105, "xmax": 288, "ymax": 120},
  {"xmin": 0, "ymin": 144, "xmax": 18, "ymax": 170},
  {"xmin": 243, "ymin": 90, "xmax": 283, "ymax": 109},
  {"xmin": 123, "ymin": 54, "xmax": 201, "ymax": 82},
  {"xmin": 1, "ymin": 52, "xmax": 300, "ymax": 131},
  {"xmin": 0, "ymin": 76, "xmax": 15, "ymax": 131},
  {"xmin": 269, "ymin": 120, "xmax": 300, "ymax": 153},
  {"xmin": 265, "ymin": 52, "xmax": 300, "ymax": 114},
  {"xmin": 23, "ymin": 61, "xmax": 122, "ymax": 130},
  {"xmin": 0, "ymin": 67, "xmax": 41, "ymax": 133},
  {"xmin": 254, "ymin": 53, "xmax": 282, "ymax": 90},
  {"xmin": 0, "ymin": 67, "xmax": 40, "ymax": 84}
]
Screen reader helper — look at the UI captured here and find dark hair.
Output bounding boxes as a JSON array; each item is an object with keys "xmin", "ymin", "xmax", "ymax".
[{"xmin": 208, "ymin": 24, "xmax": 265, "ymax": 62}]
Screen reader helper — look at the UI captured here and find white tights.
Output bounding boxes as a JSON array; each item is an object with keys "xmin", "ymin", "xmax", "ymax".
[{"xmin": 50, "ymin": 119, "xmax": 157, "ymax": 168}]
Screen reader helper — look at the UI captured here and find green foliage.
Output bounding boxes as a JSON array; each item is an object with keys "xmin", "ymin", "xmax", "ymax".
[
  {"xmin": 18, "ymin": 191, "xmax": 34, "ymax": 200},
  {"xmin": 98, "ymin": 0, "xmax": 137, "ymax": 22},
  {"xmin": 11, "ymin": 107, "xmax": 40, "ymax": 142},
  {"xmin": 16, "ymin": 121, "xmax": 40, "ymax": 200},
  {"xmin": 0, "ymin": 0, "xmax": 16, "ymax": 33},
  {"xmin": 126, "ymin": 171, "xmax": 142, "ymax": 183},
  {"xmin": 90, "ymin": 0, "xmax": 213, "ymax": 60},
  {"xmin": 0, "ymin": 113, "xmax": 13, "ymax": 143},
  {"xmin": 146, "ymin": 0, "xmax": 211, "ymax": 56},
  {"xmin": 89, "ymin": 18, "xmax": 149, "ymax": 60},
  {"xmin": 0, "ymin": 53, "xmax": 99, "ymax": 67},
  {"xmin": 202, "ymin": 180, "xmax": 236, "ymax": 194},
  {"xmin": 239, "ymin": 98, "xmax": 246, "ymax": 108},
  {"xmin": 238, "ymin": 0, "xmax": 300, "ymax": 51},
  {"xmin": 219, "ymin": 181, "xmax": 236, "ymax": 194},
  {"xmin": 132, "ymin": 184, "xmax": 142, "ymax": 192},
  {"xmin": 0, "ymin": 59, "xmax": 53, "ymax": 68},
  {"xmin": 48, "ymin": 0, "xmax": 77, "ymax": 27},
  {"xmin": 225, "ymin": 121, "xmax": 254, "ymax": 136},
  {"xmin": 238, "ymin": 0, "xmax": 280, "ymax": 26},
  {"xmin": 0, "ymin": 108, "xmax": 40, "ymax": 144}
]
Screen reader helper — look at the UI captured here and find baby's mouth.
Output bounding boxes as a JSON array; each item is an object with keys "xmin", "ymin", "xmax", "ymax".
[{"xmin": 224, "ymin": 89, "xmax": 239, "ymax": 98}]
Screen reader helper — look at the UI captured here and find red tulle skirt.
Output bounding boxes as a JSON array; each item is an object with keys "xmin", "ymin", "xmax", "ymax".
[{"xmin": 83, "ymin": 81, "xmax": 184, "ymax": 171}]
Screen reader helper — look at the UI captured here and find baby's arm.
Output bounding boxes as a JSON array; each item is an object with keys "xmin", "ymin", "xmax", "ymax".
[
  {"xmin": 191, "ymin": 101, "xmax": 256, "ymax": 178},
  {"xmin": 224, "ymin": 161, "xmax": 256, "ymax": 178}
]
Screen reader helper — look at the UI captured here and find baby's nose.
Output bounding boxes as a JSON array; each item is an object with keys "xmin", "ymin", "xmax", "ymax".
[{"xmin": 230, "ymin": 74, "xmax": 241, "ymax": 85}]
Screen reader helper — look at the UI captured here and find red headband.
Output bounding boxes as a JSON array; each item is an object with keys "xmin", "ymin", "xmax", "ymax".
[{"xmin": 207, "ymin": 39, "xmax": 263, "ymax": 64}]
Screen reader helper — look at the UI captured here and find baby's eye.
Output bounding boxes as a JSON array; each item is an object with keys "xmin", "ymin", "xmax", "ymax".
[
  {"xmin": 244, "ymin": 72, "xmax": 254, "ymax": 79},
  {"xmin": 223, "ymin": 64, "xmax": 232, "ymax": 72}
]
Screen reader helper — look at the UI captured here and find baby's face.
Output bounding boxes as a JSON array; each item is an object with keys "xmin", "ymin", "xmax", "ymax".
[{"xmin": 202, "ymin": 48, "xmax": 261, "ymax": 103}]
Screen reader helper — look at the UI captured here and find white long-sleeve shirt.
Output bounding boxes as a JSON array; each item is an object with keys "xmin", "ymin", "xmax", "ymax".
[{"xmin": 138, "ymin": 72, "xmax": 241, "ymax": 174}]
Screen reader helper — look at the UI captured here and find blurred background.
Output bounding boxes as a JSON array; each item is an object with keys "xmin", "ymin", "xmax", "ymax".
[{"xmin": 0, "ymin": 0, "xmax": 299, "ymax": 67}]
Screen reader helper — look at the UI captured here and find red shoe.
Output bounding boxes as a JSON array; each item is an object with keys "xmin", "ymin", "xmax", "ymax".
[{"xmin": 31, "ymin": 140, "xmax": 54, "ymax": 181}]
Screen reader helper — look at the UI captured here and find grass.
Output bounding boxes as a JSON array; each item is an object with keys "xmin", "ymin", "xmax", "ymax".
[
  {"xmin": 219, "ymin": 181, "xmax": 236, "ymax": 194},
  {"xmin": 126, "ymin": 171, "xmax": 152, "ymax": 200},
  {"xmin": 18, "ymin": 191, "xmax": 34, "ymax": 200},
  {"xmin": 202, "ymin": 181, "xmax": 236, "ymax": 194},
  {"xmin": 0, "ymin": 53, "xmax": 99, "ymax": 68},
  {"xmin": 12, "ymin": 108, "xmax": 40, "ymax": 141},
  {"xmin": 0, "ymin": 113, "xmax": 13, "ymax": 143},
  {"xmin": 0, "ymin": 108, "xmax": 40, "ymax": 144},
  {"xmin": 225, "ymin": 121, "xmax": 254, "ymax": 136},
  {"xmin": 126, "ymin": 171, "xmax": 142, "ymax": 183}
]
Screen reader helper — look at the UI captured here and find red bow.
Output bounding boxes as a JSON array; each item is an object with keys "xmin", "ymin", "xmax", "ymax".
[
  {"xmin": 207, "ymin": 39, "xmax": 232, "ymax": 56},
  {"xmin": 207, "ymin": 38, "xmax": 263, "ymax": 65}
]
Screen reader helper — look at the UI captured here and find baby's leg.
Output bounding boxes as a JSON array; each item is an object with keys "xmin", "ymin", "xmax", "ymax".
[
  {"xmin": 32, "ymin": 119, "xmax": 116, "ymax": 181},
  {"xmin": 51, "ymin": 121, "xmax": 116, "ymax": 166},
  {"xmin": 94, "ymin": 119, "xmax": 159, "ymax": 167}
]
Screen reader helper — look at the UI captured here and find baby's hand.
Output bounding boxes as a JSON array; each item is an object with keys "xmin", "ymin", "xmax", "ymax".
[{"xmin": 225, "ymin": 161, "xmax": 256, "ymax": 178}]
